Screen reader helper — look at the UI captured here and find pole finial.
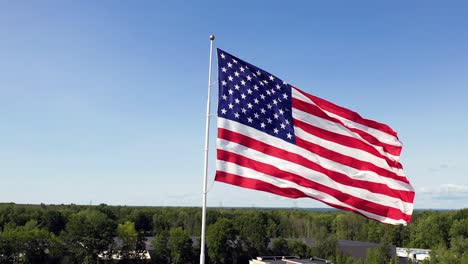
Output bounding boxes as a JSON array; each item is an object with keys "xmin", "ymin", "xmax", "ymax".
[{"xmin": 209, "ymin": 34, "xmax": 215, "ymax": 41}]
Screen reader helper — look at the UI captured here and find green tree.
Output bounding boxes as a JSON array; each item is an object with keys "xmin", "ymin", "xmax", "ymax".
[
  {"xmin": 168, "ymin": 227, "xmax": 193, "ymax": 264},
  {"xmin": 117, "ymin": 221, "xmax": 138, "ymax": 252},
  {"xmin": 41, "ymin": 210, "xmax": 67, "ymax": 235},
  {"xmin": 235, "ymin": 212, "xmax": 269, "ymax": 257},
  {"xmin": 315, "ymin": 227, "xmax": 337, "ymax": 260},
  {"xmin": 271, "ymin": 237, "xmax": 289, "ymax": 256},
  {"xmin": 152, "ymin": 230, "xmax": 170, "ymax": 264},
  {"xmin": 0, "ymin": 222, "xmax": 24, "ymax": 263},
  {"xmin": 63, "ymin": 209, "xmax": 116, "ymax": 262},
  {"xmin": 21, "ymin": 220, "xmax": 52, "ymax": 263},
  {"xmin": 0, "ymin": 220, "xmax": 55, "ymax": 263},
  {"xmin": 411, "ymin": 212, "xmax": 452, "ymax": 248},
  {"xmin": 287, "ymin": 240, "xmax": 312, "ymax": 258},
  {"xmin": 131, "ymin": 210, "xmax": 154, "ymax": 235},
  {"xmin": 365, "ymin": 240, "xmax": 393, "ymax": 264},
  {"xmin": 206, "ymin": 218, "xmax": 238, "ymax": 264},
  {"xmin": 424, "ymin": 244, "xmax": 461, "ymax": 264},
  {"xmin": 153, "ymin": 212, "xmax": 170, "ymax": 235}
]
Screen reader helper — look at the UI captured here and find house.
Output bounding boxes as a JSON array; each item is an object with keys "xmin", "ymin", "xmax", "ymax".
[
  {"xmin": 250, "ymin": 256, "xmax": 331, "ymax": 264},
  {"xmin": 396, "ymin": 247, "xmax": 430, "ymax": 263}
]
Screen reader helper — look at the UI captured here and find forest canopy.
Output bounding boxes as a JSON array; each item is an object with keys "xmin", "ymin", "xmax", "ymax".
[{"xmin": 0, "ymin": 203, "xmax": 466, "ymax": 263}]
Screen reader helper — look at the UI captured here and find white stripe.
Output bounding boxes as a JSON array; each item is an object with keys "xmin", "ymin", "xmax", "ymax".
[
  {"xmin": 217, "ymin": 160, "xmax": 409, "ymax": 225},
  {"xmin": 218, "ymin": 117, "xmax": 413, "ymax": 191},
  {"xmin": 217, "ymin": 138, "xmax": 414, "ymax": 214},
  {"xmin": 292, "ymin": 88, "xmax": 402, "ymax": 148},
  {"xmin": 293, "ymin": 107, "xmax": 401, "ymax": 162},
  {"xmin": 294, "ymin": 124, "xmax": 404, "ymax": 176}
]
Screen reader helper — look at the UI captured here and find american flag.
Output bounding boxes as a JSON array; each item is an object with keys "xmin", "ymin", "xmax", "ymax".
[{"xmin": 215, "ymin": 49, "xmax": 414, "ymax": 225}]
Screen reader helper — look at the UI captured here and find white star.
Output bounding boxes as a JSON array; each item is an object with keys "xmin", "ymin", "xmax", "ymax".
[
  {"xmin": 222, "ymin": 94, "xmax": 227, "ymax": 100},
  {"xmin": 241, "ymin": 108, "xmax": 247, "ymax": 113},
  {"xmin": 260, "ymin": 122, "xmax": 266, "ymax": 128},
  {"xmin": 260, "ymin": 94, "xmax": 266, "ymax": 100},
  {"xmin": 240, "ymin": 66, "xmax": 245, "ymax": 72},
  {"xmin": 259, "ymin": 81, "xmax": 264, "ymax": 86},
  {"xmin": 285, "ymin": 119, "xmax": 290, "ymax": 125},
  {"xmin": 232, "ymin": 58, "xmax": 238, "ymax": 64},
  {"xmin": 247, "ymin": 89, "xmax": 253, "ymax": 94},
  {"xmin": 283, "ymin": 81, "xmax": 288, "ymax": 85},
  {"xmin": 234, "ymin": 112, "xmax": 240, "ymax": 118},
  {"xmin": 267, "ymin": 118, "xmax": 273, "ymax": 124},
  {"xmin": 247, "ymin": 75, "xmax": 252, "ymax": 81},
  {"xmin": 273, "ymin": 99, "xmax": 278, "ymax": 105},
  {"xmin": 247, "ymin": 103, "xmax": 253, "ymax": 109},
  {"xmin": 222, "ymin": 67, "xmax": 227, "ymax": 73},
  {"xmin": 247, "ymin": 117, "xmax": 253, "ymax": 123},
  {"xmin": 256, "ymin": 70, "xmax": 261, "ymax": 76},
  {"xmin": 253, "ymin": 85, "xmax": 259, "ymax": 90},
  {"xmin": 221, "ymin": 108, "xmax": 227, "ymax": 114},
  {"xmin": 270, "ymin": 89, "xmax": 276, "ymax": 94},
  {"xmin": 228, "ymin": 103, "xmax": 234, "ymax": 109},
  {"xmin": 283, "ymin": 93, "xmax": 288, "ymax": 99},
  {"xmin": 254, "ymin": 113, "xmax": 259, "ymax": 118},
  {"xmin": 273, "ymin": 128, "xmax": 279, "ymax": 134},
  {"xmin": 234, "ymin": 84, "xmax": 240, "ymax": 90},
  {"xmin": 228, "ymin": 89, "xmax": 233, "ymax": 95},
  {"xmin": 267, "ymin": 104, "xmax": 272, "ymax": 109},
  {"xmin": 241, "ymin": 80, "xmax": 246, "ymax": 86},
  {"xmin": 269, "ymin": 75, "xmax": 274, "ymax": 81},
  {"xmin": 280, "ymin": 123, "xmax": 286, "ymax": 129},
  {"xmin": 234, "ymin": 71, "xmax": 240, "ymax": 77},
  {"xmin": 241, "ymin": 93, "xmax": 246, "ymax": 99},
  {"xmin": 279, "ymin": 109, "xmax": 284, "ymax": 115},
  {"xmin": 222, "ymin": 80, "xmax": 227, "ymax": 86},
  {"xmin": 266, "ymin": 90, "xmax": 271, "ymax": 95},
  {"xmin": 228, "ymin": 76, "xmax": 234, "ymax": 81},
  {"xmin": 235, "ymin": 98, "xmax": 240, "ymax": 104},
  {"xmin": 276, "ymin": 84, "xmax": 281, "ymax": 90},
  {"xmin": 274, "ymin": 113, "xmax": 279, "ymax": 119},
  {"xmin": 287, "ymin": 133, "xmax": 292, "ymax": 139},
  {"xmin": 260, "ymin": 108, "xmax": 266, "ymax": 114},
  {"xmin": 227, "ymin": 62, "xmax": 233, "ymax": 68},
  {"xmin": 254, "ymin": 98, "xmax": 259, "ymax": 104},
  {"xmin": 220, "ymin": 53, "xmax": 226, "ymax": 59}
]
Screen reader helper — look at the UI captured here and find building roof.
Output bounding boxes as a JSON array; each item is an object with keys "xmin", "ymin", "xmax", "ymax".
[{"xmin": 251, "ymin": 256, "xmax": 330, "ymax": 264}]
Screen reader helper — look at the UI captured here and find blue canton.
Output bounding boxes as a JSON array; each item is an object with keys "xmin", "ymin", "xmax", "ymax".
[{"xmin": 217, "ymin": 49, "xmax": 295, "ymax": 144}]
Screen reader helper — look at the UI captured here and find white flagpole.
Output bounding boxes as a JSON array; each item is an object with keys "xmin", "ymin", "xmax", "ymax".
[{"xmin": 200, "ymin": 34, "xmax": 215, "ymax": 264}]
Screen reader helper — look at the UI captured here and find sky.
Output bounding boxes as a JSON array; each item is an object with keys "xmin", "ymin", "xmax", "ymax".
[{"xmin": 0, "ymin": 1, "xmax": 467, "ymax": 210}]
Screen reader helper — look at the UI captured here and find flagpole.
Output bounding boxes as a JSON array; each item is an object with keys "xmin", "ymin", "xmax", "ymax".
[{"xmin": 200, "ymin": 34, "xmax": 215, "ymax": 264}]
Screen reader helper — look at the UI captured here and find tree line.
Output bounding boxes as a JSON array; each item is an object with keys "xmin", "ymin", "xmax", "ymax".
[{"xmin": 0, "ymin": 203, "xmax": 466, "ymax": 263}]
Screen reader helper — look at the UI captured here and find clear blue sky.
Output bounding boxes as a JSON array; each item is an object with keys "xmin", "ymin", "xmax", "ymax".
[{"xmin": 1, "ymin": 1, "xmax": 467, "ymax": 209}]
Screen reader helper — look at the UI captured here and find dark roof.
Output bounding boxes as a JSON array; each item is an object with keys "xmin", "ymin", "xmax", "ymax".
[
  {"xmin": 269, "ymin": 238, "xmax": 395, "ymax": 260},
  {"xmin": 338, "ymin": 240, "xmax": 396, "ymax": 260}
]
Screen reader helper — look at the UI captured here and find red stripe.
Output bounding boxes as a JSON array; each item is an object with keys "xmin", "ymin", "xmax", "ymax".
[
  {"xmin": 217, "ymin": 148, "xmax": 414, "ymax": 203},
  {"xmin": 293, "ymin": 86, "xmax": 399, "ymax": 138},
  {"xmin": 294, "ymin": 118, "xmax": 403, "ymax": 169},
  {"xmin": 295, "ymin": 136, "xmax": 407, "ymax": 183},
  {"xmin": 292, "ymin": 97, "xmax": 402, "ymax": 157},
  {"xmin": 215, "ymin": 171, "xmax": 412, "ymax": 223},
  {"xmin": 218, "ymin": 127, "xmax": 410, "ymax": 185}
]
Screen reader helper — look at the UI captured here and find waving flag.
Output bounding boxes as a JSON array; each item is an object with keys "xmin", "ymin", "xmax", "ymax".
[{"xmin": 215, "ymin": 49, "xmax": 414, "ymax": 225}]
